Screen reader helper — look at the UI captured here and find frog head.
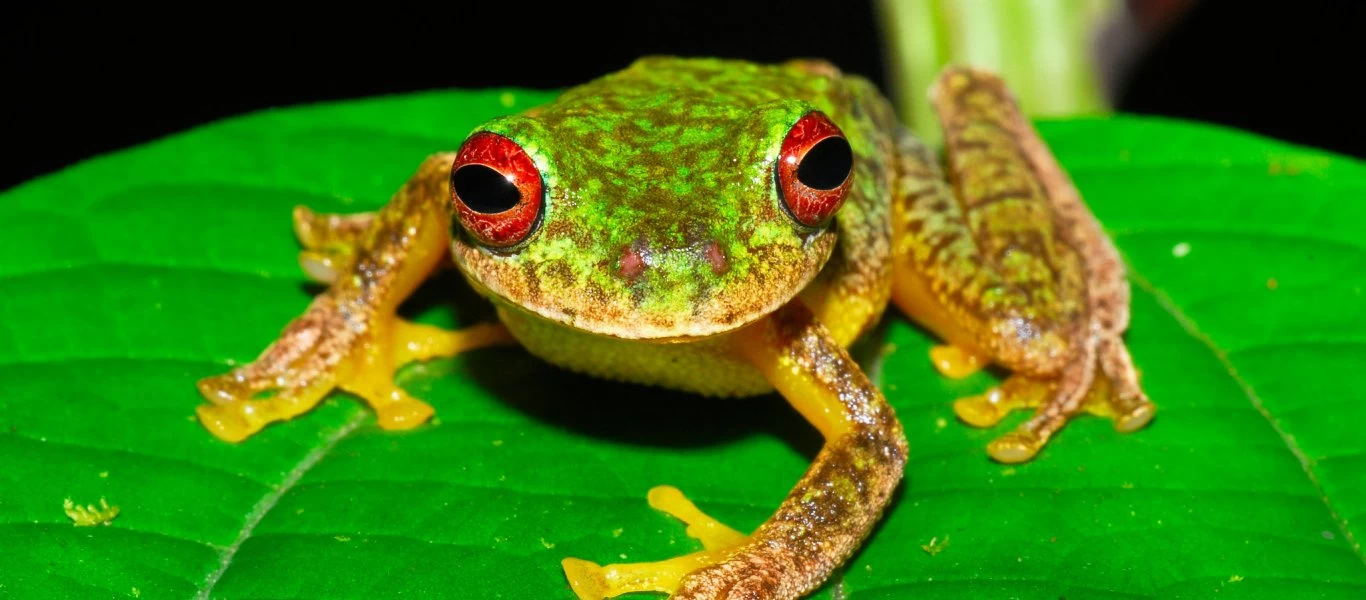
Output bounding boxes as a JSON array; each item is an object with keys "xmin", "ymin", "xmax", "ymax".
[{"xmin": 445, "ymin": 58, "xmax": 855, "ymax": 341}]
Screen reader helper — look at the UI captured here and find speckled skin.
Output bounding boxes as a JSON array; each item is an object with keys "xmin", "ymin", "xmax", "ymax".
[
  {"xmin": 453, "ymin": 57, "xmax": 892, "ymax": 344},
  {"xmin": 455, "ymin": 57, "xmax": 897, "ymax": 398},
  {"xmin": 194, "ymin": 57, "xmax": 1154, "ymax": 600}
]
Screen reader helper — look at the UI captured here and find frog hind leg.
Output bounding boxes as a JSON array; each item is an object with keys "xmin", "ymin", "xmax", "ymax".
[
  {"xmin": 958, "ymin": 65, "xmax": 1156, "ymax": 457},
  {"xmin": 561, "ymin": 301, "xmax": 908, "ymax": 600},
  {"xmin": 195, "ymin": 153, "xmax": 515, "ymax": 442},
  {"xmin": 884, "ymin": 121, "xmax": 1007, "ymax": 384},
  {"xmin": 894, "ymin": 66, "xmax": 1157, "ymax": 461}
]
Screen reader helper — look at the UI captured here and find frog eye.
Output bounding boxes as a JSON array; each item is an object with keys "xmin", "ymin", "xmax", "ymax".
[
  {"xmin": 776, "ymin": 111, "xmax": 854, "ymax": 228},
  {"xmin": 450, "ymin": 131, "xmax": 544, "ymax": 248}
]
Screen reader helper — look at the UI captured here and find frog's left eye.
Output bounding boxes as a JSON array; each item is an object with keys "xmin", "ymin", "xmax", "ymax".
[
  {"xmin": 777, "ymin": 111, "xmax": 854, "ymax": 228},
  {"xmin": 450, "ymin": 131, "xmax": 544, "ymax": 248}
]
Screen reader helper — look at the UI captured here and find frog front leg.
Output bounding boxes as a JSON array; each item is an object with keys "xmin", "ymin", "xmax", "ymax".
[
  {"xmin": 562, "ymin": 300, "xmax": 908, "ymax": 599},
  {"xmin": 195, "ymin": 153, "xmax": 514, "ymax": 442},
  {"xmin": 889, "ymin": 66, "xmax": 1155, "ymax": 462}
]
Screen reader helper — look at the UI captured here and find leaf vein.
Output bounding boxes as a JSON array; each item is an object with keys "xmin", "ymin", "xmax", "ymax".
[
  {"xmin": 1109, "ymin": 227, "xmax": 1366, "ymax": 254},
  {"xmin": 1132, "ymin": 273, "xmax": 1365, "ymax": 565},
  {"xmin": 196, "ymin": 410, "xmax": 367, "ymax": 598}
]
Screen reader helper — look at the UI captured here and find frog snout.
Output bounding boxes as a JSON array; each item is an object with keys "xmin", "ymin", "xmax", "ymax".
[{"xmin": 616, "ymin": 237, "xmax": 730, "ymax": 282}]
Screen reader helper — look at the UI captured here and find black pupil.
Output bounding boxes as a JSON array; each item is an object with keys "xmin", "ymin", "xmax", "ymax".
[
  {"xmin": 452, "ymin": 164, "xmax": 521, "ymax": 214},
  {"xmin": 796, "ymin": 137, "xmax": 853, "ymax": 190}
]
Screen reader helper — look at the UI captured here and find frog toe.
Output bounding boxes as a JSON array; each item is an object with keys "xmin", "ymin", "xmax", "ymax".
[
  {"xmin": 298, "ymin": 250, "xmax": 347, "ymax": 284},
  {"xmin": 953, "ymin": 387, "xmax": 1011, "ymax": 428},
  {"xmin": 952, "ymin": 374, "xmax": 1049, "ymax": 429},
  {"xmin": 195, "ymin": 373, "xmax": 244, "ymax": 406},
  {"xmin": 292, "ymin": 206, "xmax": 375, "ymax": 282},
  {"xmin": 987, "ymin": 429, "xmax": 1046, "ymax": 463},
  {"xmin": 930, "ymin": 344, "xmax": 988, "ymax": 379},
  {"xmin": 561, "ymin": 558, "xmax": 610, "ymax": 599},
  {"xmin": 1113, "ymin": 396, "xmax": 1156, "ymax": 433},
  {"xmin": 561, "ymin": 486, "xmax": 751, "ymax": 599},
  {"xmin": 195, "ymin": 402, "xmax": 262, "ymax": 443},
  {"xmin": 353, "ymin": 385, "xmax": 435, "ymax": 431},
  {"xmin": 292, "ymin": 205, "xmax": 375, "ymax": 250},
  {"xmin": 647, "ymin": 485, "xmax": 748, "ymax": 550}
]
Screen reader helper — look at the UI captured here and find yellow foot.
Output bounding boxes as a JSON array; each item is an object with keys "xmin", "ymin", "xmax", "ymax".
[
  {"xmin": 647, "ymin": 485, "xmax": 748, "ymax": 550},
  {"xmin": 952, "ymin": 373, "xmax": 1123, "ymax": 464},
  {"xmin": 952, "ymin": 375, "xmax": 1050, "ymax": 429},
  {"xmin": 195, "ymin": 297, "xmax": 512, "ymax": 442},
  {"xmin": 346, "ymin": 322, "xmax": 509, "ymax": 430},
  {"xmin": 562, "ymin": 485, "xmax": 752, "ymax": 599},
  {"xmin": 930, "ymin": 344, "xmax": 987, "ymax": 379}
]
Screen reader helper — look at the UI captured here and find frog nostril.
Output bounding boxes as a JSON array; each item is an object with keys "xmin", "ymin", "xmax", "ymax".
[
  {"xmin": 704, "ymin": 240, "xmax": 729, "ymax": 275},
  {"xmin": 618, "ymin": 238, "xmax": 728, "ymax": 281},
  {"xmin": 619, "ymin": 239, "xmax": 649, "ymax": 281}
]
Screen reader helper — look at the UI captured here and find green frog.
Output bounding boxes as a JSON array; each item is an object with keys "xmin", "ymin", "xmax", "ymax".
[{"xmin": 194, "ymin": 56, "xmax": 1155, "ymax": 599}]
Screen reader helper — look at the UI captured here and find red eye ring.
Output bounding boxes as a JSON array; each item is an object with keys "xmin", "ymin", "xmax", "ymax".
[
  {"xmin": 777, "ymin": 111, "xmax": 854, "ymax": 228},
  {"xmin": 450, "ymin": 131, "xmax": 544, "ymax": 248}
]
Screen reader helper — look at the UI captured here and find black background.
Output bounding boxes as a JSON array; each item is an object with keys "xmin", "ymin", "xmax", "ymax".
[{"xmin": 4, "ymin": 1, "xmax": 1363, "ymax": 192}]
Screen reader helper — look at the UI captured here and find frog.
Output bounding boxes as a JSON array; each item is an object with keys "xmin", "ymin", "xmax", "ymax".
[{"xmin": 193, "ymin": 56, "xmax": 1155, "ymax": 599}]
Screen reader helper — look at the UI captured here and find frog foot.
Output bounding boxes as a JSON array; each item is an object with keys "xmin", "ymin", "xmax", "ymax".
[
  {"xmin": 561, "ymin": 485, "xmax": 753, "ymax": 599},
  {"xmin": 195, "ymin": 291, "xmax": 513, "ymax": 442},
  {"xmin": 292, "ymin": 205, "xmax": 376, "ymax": 283},
  {"xmin": 953, "ymin": 334, "xmax": 1155, "ymax": 463}
]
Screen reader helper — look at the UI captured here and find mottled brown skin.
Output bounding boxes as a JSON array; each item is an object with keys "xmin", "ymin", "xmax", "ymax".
[
  {"xmin": 916, "ymin": 71, "xmax": 1153, "ymax": 459},
  {"xmin": 892, "ymin": 79, "xmax": 1082, "ymax": 374}
]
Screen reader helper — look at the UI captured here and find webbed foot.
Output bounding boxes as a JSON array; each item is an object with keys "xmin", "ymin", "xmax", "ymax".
[
  {"xmin": 196, "ymin": 297, "xmax": 512, "ymax": 441},
  {"xmin": 562, "ymin": 485, "xmax": 752, "ymax": 599},
  {"xmin": 953, "ymin": 334, "xmax": 1156, "ymax": 463}
]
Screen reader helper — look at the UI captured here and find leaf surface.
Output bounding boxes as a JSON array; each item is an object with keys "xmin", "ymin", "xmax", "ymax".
[{"xmin": 1, "ymin": 87, "xmax": 1363, "ymax": 599}]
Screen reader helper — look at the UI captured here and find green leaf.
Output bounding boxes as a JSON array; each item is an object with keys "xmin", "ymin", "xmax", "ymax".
[{"xmin": 2, "ymin": 86, "xmax": 1363, "ymax": 600}]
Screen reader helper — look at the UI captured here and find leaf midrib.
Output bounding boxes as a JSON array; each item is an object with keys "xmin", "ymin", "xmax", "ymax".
[
  {"xmin": 1130, "ymin": 272, "xmax": 1365, "ymax": 565},
  {"xmin": 197, "ymin": 410, "xmax": 369, "ymax": 598}
]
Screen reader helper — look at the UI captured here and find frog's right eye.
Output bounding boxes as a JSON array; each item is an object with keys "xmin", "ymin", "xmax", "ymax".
[
  {"xmin": 450, "ymin": 132, "xmax": 544, "ymax": 248},
  {"xmin": 776, "ymin": 111, "xmax": 854, "ymax": 229}
]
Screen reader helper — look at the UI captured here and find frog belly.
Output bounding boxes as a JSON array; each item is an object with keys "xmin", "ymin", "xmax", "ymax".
[{"xmin": 495, "ymin": 306, "xmax": 775, "ymax": 398}]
